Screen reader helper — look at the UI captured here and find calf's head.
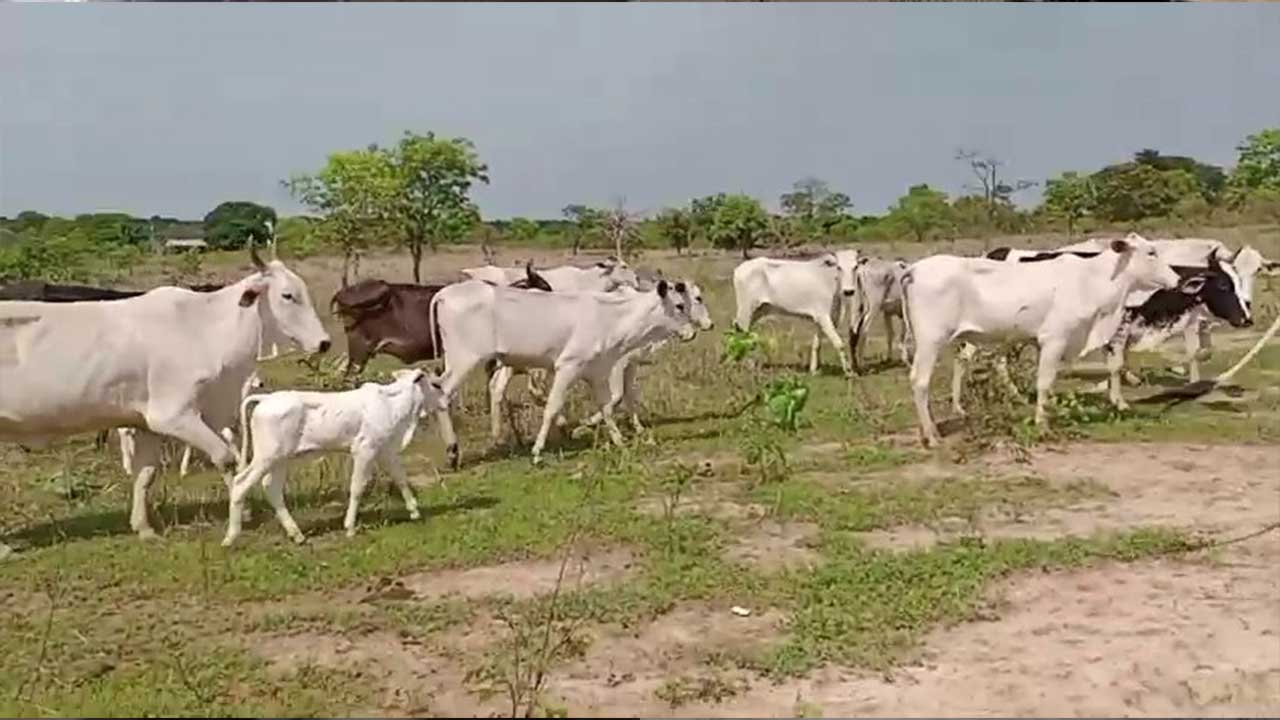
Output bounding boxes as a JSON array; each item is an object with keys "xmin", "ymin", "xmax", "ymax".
[
  {"xmin": 244, "ymin": 247, "xmax": 332, "ymax": 354},
  {"xmin": 1111, "ymin": 233, "xmax": 1180, "ymax": 291},
  {"xmin": 392, "ymin": 368, "xmax": 451, "ymax": 419},
  {"xmin": 1227, "ymin": 245, "xmax": 1264, "ymax": 312}
]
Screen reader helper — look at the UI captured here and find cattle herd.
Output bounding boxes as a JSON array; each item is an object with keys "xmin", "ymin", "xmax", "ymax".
[{"xmin": 0, "ymin": 233, "xmax": 1274, "ymax": 550}]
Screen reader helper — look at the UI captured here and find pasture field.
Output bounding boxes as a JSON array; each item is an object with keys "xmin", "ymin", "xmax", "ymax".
[{"xmin": 2, "ymin": 228, "xmax": 1279, "ymax": 717}]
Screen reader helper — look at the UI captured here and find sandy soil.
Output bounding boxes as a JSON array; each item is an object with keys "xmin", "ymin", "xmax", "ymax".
[{"xmin": 251, "ymin": 442, "xmax": 1280, "ymax": 718}]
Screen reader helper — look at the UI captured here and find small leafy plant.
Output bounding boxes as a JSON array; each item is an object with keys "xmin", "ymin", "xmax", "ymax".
[
  {"xmin": 722, "ymin": 327, "xmax": 763, "ymax": 363},
  {"xmin": 763, "ymin": 376, "xmax": 810, "ymax": 432}
]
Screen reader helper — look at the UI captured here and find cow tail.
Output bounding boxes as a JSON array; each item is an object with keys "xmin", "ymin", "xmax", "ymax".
[
  {"xmin": 237, "ymin": 395, "xmax": 264, "ymax": 473},
  {"xmin": 428, "ymin": 292, "xmax": 442, "ymax": 356}
]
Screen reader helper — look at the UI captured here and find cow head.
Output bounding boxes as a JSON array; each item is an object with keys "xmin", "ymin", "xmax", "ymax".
[
  {"xmin": 597, "ymin": 257, "xmax": 640, "ymax": 291},
  {"xmin": 245, "ymin": 247, "xmax": 332, "ymax": 354},
  {"xmin": 1110, "ymin": 233, "xmax": 1179, "ymax": 291},
  {"xmin": 833, "ymin": 249, "xmax": 860, "ymax": 297},
  {"xmin": 1179, "ymin": 267, "xmax": 1252, "ymax": 330},
  {"xmin": 657, "ymin": 278, "xmax": 713, "ymax": 341},
  {"xmin": 1204, "ymin": 250, "xmax": 1253, "ymax": 326},
  {"xmin": 1223, "ymin": 245, "xmax": 1264, "ymax": 311}
]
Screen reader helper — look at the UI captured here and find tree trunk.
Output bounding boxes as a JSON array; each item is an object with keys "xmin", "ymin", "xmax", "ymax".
[
  {"xmin": 341, "ymin": 249, "xmax": 353, "ymax": 288},
  {"xmin": 411, "ymin": 240, "xmax": 424, "ymax": 284},
  {"xmin": 572, "ymin": 233, "xmax": 581, "ymax": 256}
]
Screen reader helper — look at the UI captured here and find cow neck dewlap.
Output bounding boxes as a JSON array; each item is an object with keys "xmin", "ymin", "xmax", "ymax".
[{"xmin": 204, "ymin": 275, "xmax": 269, "ymax": 373}]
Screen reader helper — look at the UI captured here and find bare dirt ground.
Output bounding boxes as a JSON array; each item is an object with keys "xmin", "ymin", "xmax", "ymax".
[{"xmin": 248, "ymin": 441, "xmax": 1280, "ymax": 717}]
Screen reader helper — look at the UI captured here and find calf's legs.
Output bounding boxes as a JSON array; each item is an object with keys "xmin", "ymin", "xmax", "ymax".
[{"xmin": 532, "ymin": 365, "xmax": 583, "ymax": 464}]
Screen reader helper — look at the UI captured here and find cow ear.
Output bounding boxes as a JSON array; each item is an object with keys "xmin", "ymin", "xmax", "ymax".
[
  {"xmin": 1179, "ymin": 275, "xmax": 1206, "ymax": 295},
  {"xmin": 239, "ymin": 288, "xmax": 260, "ymax": 308},
  {"xmin": 857, "ymin": 256, "xmax": 870, "ymax": 266},
  {"xmin": 656, "ymin": 279, "xmax": 669, "ymax": 298},
  {"xmin": 1109, "ymin": 238, "xmax": 1132, "ymax": 254},
  {"xmin": 674, "ymin": 281, "xmax": 687, "ymax": 294}
]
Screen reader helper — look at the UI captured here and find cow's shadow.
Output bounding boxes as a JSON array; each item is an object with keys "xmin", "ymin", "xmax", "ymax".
[
  {"xmin": 2, "ymin": 483, "xmax": 497, "ymax": 552},
  {"xmin": 854, "ymin": 358, "xmax": 905, "ymax": 376}
]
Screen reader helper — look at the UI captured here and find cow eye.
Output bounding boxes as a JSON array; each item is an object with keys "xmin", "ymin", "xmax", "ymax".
[
  {"xmin": 676, "ymin": 302, "xmax": 686, "ymax": 311},
  {"xmin": 281, "ymin": 292, "xmax": 296, "ymax": 302}
]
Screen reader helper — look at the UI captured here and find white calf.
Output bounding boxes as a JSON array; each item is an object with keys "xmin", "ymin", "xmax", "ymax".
[
  {"xmin": 221, "ymin": 368, "xmax": 448, "ymax": 546},
  {"xmin": 849, "ymin": 257, "xmax": 911, "ymax": 369},
  {"xmin": 732, "ymin": 251, "xmax": 859, "ymax": 375},
  {"xmin": 902, "ymin": 234, "xmax": 1180, "ymax": 446}
]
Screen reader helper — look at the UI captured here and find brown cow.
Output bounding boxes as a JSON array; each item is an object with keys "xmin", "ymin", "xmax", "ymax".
[{"xmin": 331, "ymin": 262, "xmax": 551, "ymax": 375}]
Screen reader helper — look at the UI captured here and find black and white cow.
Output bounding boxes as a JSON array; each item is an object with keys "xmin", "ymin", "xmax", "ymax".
[{"xmin": 1101, "ymin": 253, "xmax": 1252, "ymax": 409}]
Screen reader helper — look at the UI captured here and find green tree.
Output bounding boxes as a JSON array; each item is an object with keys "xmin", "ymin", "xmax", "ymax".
[
  {"xmin": 285, "ymin": 147, "xmax": 400, "ymax": 285},
  {"xmin": 885, "ymin": 184, "xmax": 953, "ymax": 243},
  {"xmin": 390, "ymin": 131, "xmax": 489, "ymax": 281},
  {"xmin": 1227, "ymin": 128, "xmax": 1280, "ymax": 205},
  {"xmin": 1041, "ymin": 171, "xmax": 1095, "ymax": 237},
  {"xmin": 1089, "ymin": 163, "xmax": 1198, "ymax": 222},
  {"xmin": 655, "ymin": 207, "xmax": 693, "ymax": 254},
  {"xmin": 710, "ymin": 194, "xmax": 769, "ymax": 259},
  {"xmin": 561, "ymin": 204, "xmax": 602, "ymax": 255},
  {"xmin": 1241, "ymin": 186, "xmax": 1280, "ymax": 224},
  {"xmin": 779, "ymin": 177, "xmax": 852, "ymax": 242},
  {"xmin": 689, "ymin": 193, "xmax": 728, "ymax": 243},
  {"xmin": 507, "ymin": 217, "xmax": 540, "ymax": 244},
  {"xmin": 1132, "ymin": 148, "xmax": 1226, "ymax": 205},
  {"xmin": 202, "ymin": 201, "xmax": 277, "ymax": 251}
]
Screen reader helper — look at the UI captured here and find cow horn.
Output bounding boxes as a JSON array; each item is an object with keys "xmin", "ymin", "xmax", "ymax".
[{"xmin": 1229, "ymin": 246, "xmax": 1242, "ymax": 263}]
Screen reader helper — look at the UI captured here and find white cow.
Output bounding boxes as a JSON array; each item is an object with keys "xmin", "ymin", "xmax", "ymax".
[
  {"xmin": 848, "ymin": 257, "xmax": 911, "ymax": 369},
  {"xmin": 0, "ymin": 249, "xmax": 331, "ymax": 539},
  {"xmin": 221, "ymin": 368, "xmax": 449, "ymax": 546},
  {"xmin": 901, "ymin": 233, "xmax": 1180, "ymax": 447},
  {"xmin": 996, "ymin": 237, "xmax": 1266, "ymax": 382},
  {"xmin": 488, "ymin": 287, "xmax": 691, "ymax": 442},
  {"xmin": 731, "ymin": 250, "xmax": 860, "ymax": 376},
  {"xmin": 461, "ymin": 257, "xmax": 639, "ymax": 293},
  {"xmin": 429, "ymin": 279, "xmax": 713, "ymax": 465}
]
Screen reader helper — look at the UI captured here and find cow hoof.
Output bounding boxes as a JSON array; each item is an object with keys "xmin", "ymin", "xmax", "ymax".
[
  {"xmin": 531, "ymin": 455, "xmax": 543, "ymax": 466},
  {"xmin": 137, "ymin": 528, "xmax": 158, "ymax": 541},
  {"xmin": 220, "ymin": 536, "xmax": 237, "ymax": 548},
  {"xmin": 409, "ymin": 511, "xmax": 421, "ymax": 521}
]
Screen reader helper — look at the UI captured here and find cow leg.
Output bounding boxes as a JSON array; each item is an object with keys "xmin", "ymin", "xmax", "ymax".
[
  {"xmin": 532, "ymin": 365, "xmax": 583, "ymax": 464},
  {"xmin": 343, "ymin": 451, "xmax": 378, "ymax": 538},
  {"xmin": 587, "ymin": 372, "xmax": 625, "ymax": 447},
  {"xmin": 179, "ymin": 445, "xmax": 194, "ymax": 478},
  {"xmin": 1033, "ymin": 340, "xmax": 1067, "ymax": 428},
  {"xmin": 950, "ymin": 343, "xmax": 976, "ymax": 417},
  {"xmin": 147, "ymin": 410, "xmax": 237, "ymax": 470},
  {"xmin": 223, "ymin": 460, "xmax": 275, "ymax": 546},
  {"xmin": 261, "ymin": 465, "xmax": 305, "ymax": 545},
  {"xmin": 910, "ymin": 340, "xmax": 943, "ymax": 448},
  {"xmin": 379, "ymin": 448, "xmax": 421, "ymax": 522},
  {"xmin": 438, "ymin": 357, "xmax": 485, "ymax": 470},
  {"xmin": 620, "ymin": 361, "xmax": 645, "ymax": 433},
  {"xmin": 808, "ymin": 333, "xmax": 822, "ymax": 375},
  {"xmin": 1184, "ymin": 321, "xmax": 1204, "ymax": 384},
  {"xmin": 118, "ymin": 428, "xmax": 137, "ymax": 476},
  {"xmin": 527, "ymin": 369, "xmax": 548, "ymax": 402},
  {"xmin": 488, "ymin": 364, "xmax": 515, "ymax": 441},
  {"xmin": 1104, "ymin": 342, "xmax": 1130, "ymax": 411},
  {"xmin": 995, "ymin": 355, "xmax": 1019, "ymax": 396},
  {"xmin": 898, "ymin": 310, "xmax": 915, "ymax": 365},
  {"xmin": 127, "ymin": 430, "xmax": 164, "ymax": 539},
  {"xmin": 814, "ymin": 314, "xmax": 851, "ymax": 376},
  {"xmin": 884, "ymin": 311, "xmax": 897, "ymax": 362}
]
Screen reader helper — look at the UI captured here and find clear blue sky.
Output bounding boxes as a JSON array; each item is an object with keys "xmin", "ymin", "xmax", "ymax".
[{"xmin": 2, "ymin": 3, "xmax": 1278, "ymax": 220}]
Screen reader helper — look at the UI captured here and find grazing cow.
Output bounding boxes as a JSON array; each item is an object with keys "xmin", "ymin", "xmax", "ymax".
[
  {"xmin": 460, "ymin": 256, "xmax": 639, "ymax": 293},
  {"xmin": 221, "ymin": 368, "xmax": 449, "ymax": 546},
  {"xmin": 848, "ymin": 257, "xmax": 911, "ymax": 370},
  {"xmin": 330, "ymin": 264, "xmax": 552, "ymax": 376},
  {"xmin": 429, "ymin": 278, "xmax": 713, "ymax": 465},
  {"xmin": 731, "ymin": 250, "xmax": 860, "ymax": 375},
  {"xmin": 1101, "ymin": 254, "xmax": 1252, "ymax": 410},
  {"xmin": 0, "ymin": 248, "xmax": 331, "ymax": 539},
  {"xmin": 901, "ymin": 233, "xmax": 1180, "ymax": 447}
]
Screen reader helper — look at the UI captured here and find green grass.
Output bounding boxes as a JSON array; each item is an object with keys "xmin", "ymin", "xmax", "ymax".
[{"xmin": 2, "ymin": 239, "xmax": 1276, "ymax": 716}]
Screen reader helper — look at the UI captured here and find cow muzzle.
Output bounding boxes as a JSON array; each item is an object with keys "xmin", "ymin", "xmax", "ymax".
[
  {"xmin": 317, "ymin": 339, "xmax": 332, "ymax": 354},
  {"xmin": 842, "ymin": 289, "xmax": 857, "ymax": 297}
]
